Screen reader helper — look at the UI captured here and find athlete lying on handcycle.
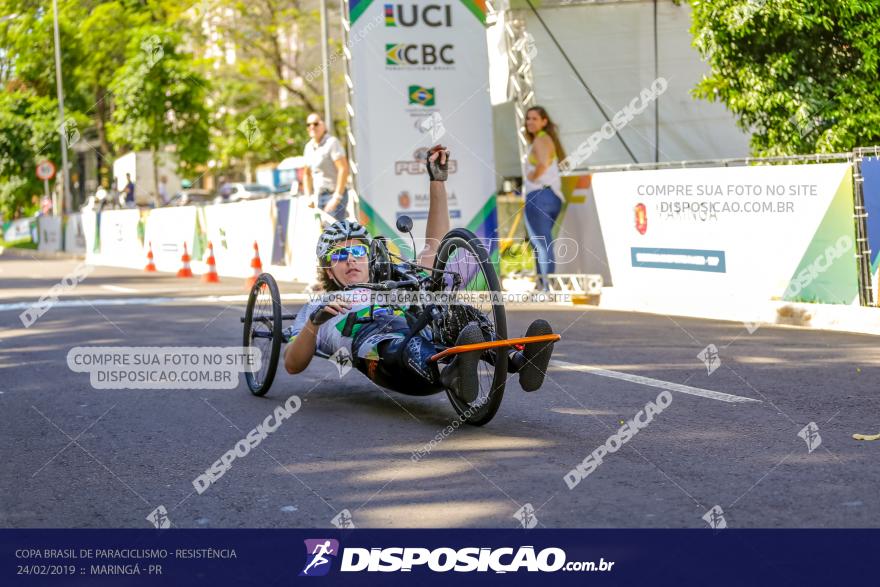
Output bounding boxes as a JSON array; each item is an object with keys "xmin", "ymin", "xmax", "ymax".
[{"xmin": 282, "ymin": 146, "xmax": 556, "ymax": 406}]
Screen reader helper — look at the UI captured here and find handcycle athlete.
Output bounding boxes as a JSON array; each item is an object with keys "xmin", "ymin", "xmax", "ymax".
[{"xmin": 281, "ymin": 146, "xmax": 557, "ymax": 416}]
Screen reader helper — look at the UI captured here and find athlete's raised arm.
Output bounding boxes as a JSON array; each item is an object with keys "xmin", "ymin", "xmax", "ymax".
[{"xmin": 417, "ymin": 145, "xmax": 450, "ymax": 268}]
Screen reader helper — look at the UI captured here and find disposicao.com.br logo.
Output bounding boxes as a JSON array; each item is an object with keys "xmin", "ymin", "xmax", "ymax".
[{"xmin": 300, "ymin": 540, "xmax": 615, "ymax": 575}]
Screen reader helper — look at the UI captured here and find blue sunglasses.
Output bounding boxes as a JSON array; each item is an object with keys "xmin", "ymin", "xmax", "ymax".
[{"xmin": 326, "ymin": 244, "xmax": 368, "ymax": 263}]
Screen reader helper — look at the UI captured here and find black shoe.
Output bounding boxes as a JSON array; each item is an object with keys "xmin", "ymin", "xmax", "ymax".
[
  {"xmin": 519, "ymin": 319, "xmax": 555, "ymax": 392},
  {"xmin": 439, "ymin": 322, "xmax": 484, "ymax": 403}
]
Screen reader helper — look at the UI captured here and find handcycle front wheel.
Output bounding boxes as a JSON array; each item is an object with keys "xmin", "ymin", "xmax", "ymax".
[
  {"xmin": 432, "ymin": 228, "xmax": 508, "ymax": 426},
  {"xmin": 243, "ymin": 273, "xmax": 283, "ymax": 396}
]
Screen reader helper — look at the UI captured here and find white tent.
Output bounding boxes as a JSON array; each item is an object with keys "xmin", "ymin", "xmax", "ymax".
[{"xmin": 489, "ymin": 0, "xmax": 751, "ymax": 174}]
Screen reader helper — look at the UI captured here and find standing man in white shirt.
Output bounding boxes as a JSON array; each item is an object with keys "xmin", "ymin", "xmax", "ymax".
[{"xmin": 303, "ymin": 113, "xmax": 350, "ymax": 223}]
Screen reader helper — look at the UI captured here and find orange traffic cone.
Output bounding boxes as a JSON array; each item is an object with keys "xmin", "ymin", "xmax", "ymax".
[
  {"xmin": 203, "ymin": 242, "xmax": 220, "ymax": 283},
  {"xmin": 177, "ymin": 243, "xmax": 193, "ymax": 278},
  {"xmin": 144, "ymin": 241, "xmax": 157, "ymax": 272},
  {"xmin": 246, "ymin": 241, "xmax": 262, "ymax": 289}
]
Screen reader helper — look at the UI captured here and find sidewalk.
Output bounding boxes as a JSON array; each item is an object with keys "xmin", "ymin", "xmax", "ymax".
[{"xmin": 0, "ymin": 245, "xmax": 85, "ymax": 261}]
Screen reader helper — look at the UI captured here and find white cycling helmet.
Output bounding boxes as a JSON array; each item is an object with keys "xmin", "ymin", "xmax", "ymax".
[{"xmin": 316, "ymin": 220, "xmax": 370, "ymax": 265}]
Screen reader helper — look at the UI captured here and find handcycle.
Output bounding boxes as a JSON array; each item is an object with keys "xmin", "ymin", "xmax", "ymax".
[{"xmin": 240, "ymin": 215, "xmax": 560, "ymax": 426}]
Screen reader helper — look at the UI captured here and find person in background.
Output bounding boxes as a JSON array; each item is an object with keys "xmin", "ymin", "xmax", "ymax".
[
  {"xmin": 302, "ymin": 113, "xmax": 350, "ymax": 223},
  {"xmin": 158, "ymin": 175, "xmax": 169, "ymax": 206},
  {"xmin": 37, "ymin": 195, "xmax": 52, "ymax": 216},
  {"xmin": 522, "ymin": 106, "xmax": 566, "ymax": 291},
  {"xmin": 124, "ymin": 173, "xmax": 135, "ymax": 207},
  {"xmin": 217, "ymin": 176, "xmax": 232, "ymax": 200},
  {"xmin": 94, "ymin": 180, "xmax": 109, "ymax": 212}
]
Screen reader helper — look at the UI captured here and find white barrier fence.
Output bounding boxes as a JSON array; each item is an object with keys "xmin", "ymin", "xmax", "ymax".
[
  {"xmin": 82, "ymin": 196, "xmax": 322, "ymax": 284},
  {"xmin": 66, "ymin": 161, "xmax": 862, "ymax": 317}
]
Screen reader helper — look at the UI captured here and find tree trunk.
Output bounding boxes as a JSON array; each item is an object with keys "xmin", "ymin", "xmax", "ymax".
[{"xmin": 94, "ymin": 86, "xmax": 114, "ymax": 160}]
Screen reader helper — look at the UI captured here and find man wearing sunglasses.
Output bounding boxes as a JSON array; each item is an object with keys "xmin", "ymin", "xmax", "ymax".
[
  {"xmin": 303, "ymin": 113, "xmax": 350, "ymax": 221},
  {"xmin": 283, "ymin": 146, "xmax": 554, "ymax": 403}
]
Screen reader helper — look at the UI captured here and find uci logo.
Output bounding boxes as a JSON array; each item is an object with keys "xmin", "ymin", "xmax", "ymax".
[
  {"xmin": 386, "ymin": 43, "xmax": 454, "ymax": 66},
  {"xmin": 384, "ymin": 4, "xmax": 453, "ymax": 27}
]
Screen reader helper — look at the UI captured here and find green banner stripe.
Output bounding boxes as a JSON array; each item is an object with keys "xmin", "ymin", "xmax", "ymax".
[
  {"xmin": 465, "ymin": 194, "xmax": 497, "ymax": 234},
  {"xmin": 349, "ymin": 0, "xmax": 374, "ymax": 24},
  {"xmin": 359, "ymin": 198, "xmax": 414, "ymax": 258},
  {"xmin": 783, "ymin": 167, "xmax": 858, "ymax": 304},
  {"xmin": 459, "ymin": 0, "xmax": 487, "ymax": 24}
]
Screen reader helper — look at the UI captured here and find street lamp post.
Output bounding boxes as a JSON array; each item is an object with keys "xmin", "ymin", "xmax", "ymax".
[{"xmin": 52, "ymin": 0, "xmax": 73, "ymax": 215}]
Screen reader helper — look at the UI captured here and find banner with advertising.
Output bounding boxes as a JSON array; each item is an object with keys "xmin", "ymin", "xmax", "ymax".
[
  {"xmin": 860, "ymin": 156, "xmax": 880, "ymax": 305},
  {"xmin": 202, "ymin": 199, "xmax": 276, "ymax": 279},
  {"xmin": 1, "ymin": 217, "xmax": 36, "ymax": 244},
  {"xmin": 37, "ymin": 216, "xmax": 63, "ymax": 252},
  {"xmin": 82, "ymin": 209, "xmax": 144, "ymax": 269},
  {"xmin": 142, "ymin": 206, "xmax": 198, "ymax": 272},
  {"xmin": 347, "ymin": 0, "xmax": 498, "ymax": 254},
  {"xmin": 554, "ymin": 174, "xmax": 612, "ymax": 284},
  {"xmin": 64, "ymin": 213, "xmax": 86, "ymax": 253},
  {"xmin": 586, "ymin": 163, "xmax": 858, "ymax": 310}
]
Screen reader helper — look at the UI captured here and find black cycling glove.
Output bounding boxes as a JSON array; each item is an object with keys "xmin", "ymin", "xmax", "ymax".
[
  {"xmin": 309, "ymin": 305, "xmax": 336, "ymax": 326},
  {"xmin": 426, "ymin": 147, "xmax": 449, "ymax": 182}
]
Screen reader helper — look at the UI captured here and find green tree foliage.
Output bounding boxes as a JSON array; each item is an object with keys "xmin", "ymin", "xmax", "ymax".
[
  {"xmin": 75, "ymin": 1, "xmax": 149, "ymax": 157},
  {"xmin": 0, "ymin": 0, "xmax": 327, "ymax": 215},
  {"xmin": 689, "ymin": 0, "xmax": 880, "ymax": 156},
  {"xmin": 108, "ymin": 28, "xmax": 211, "ymax": 171},
  {"xmin": 0, "ymin": 90, "xmax": 85, "ymax": 218},
  {"xmin": 210, "ymin": 78, "xmax": 309, "ymax": 173}
]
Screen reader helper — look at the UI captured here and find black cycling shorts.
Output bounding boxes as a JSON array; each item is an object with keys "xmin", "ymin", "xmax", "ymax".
[{"xmin": 351, "ymin": 315, "xmax": 443, "ymax": 396}]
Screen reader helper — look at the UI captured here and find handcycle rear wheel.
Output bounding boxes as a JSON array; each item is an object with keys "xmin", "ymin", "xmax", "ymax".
[
  {"xmin": 432, "ymin": 228, "xmax": 508, "ymax": 426},
  {"xmin": 243, "ymin": 273, "xmax": 283, "ymax": 396}
]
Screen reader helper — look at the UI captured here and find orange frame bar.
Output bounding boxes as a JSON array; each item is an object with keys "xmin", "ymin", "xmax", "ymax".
[{"xmin": 428, "ymin": 334, "xmax": 561, "ymax": 362}]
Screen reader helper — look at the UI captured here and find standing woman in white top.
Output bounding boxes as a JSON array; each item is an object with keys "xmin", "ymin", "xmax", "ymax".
[{"xmin": 522, "ymin": 106, "xmax": 565, "ymax": 291}]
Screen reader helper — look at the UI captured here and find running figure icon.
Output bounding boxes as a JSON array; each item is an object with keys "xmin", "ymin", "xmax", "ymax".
[{"xmin": 300, "ymin": 539, "xmax": 339, "ymax": 576}]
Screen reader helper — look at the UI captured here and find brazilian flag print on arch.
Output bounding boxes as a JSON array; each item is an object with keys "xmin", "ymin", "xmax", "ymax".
[{"xmin": 408, "ymin": 86, "xmax": 435, "ymax": 106}]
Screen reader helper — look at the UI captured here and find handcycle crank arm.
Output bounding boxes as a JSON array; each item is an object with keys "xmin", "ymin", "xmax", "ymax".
[{"xmin": 428, "ymin": 334, "xmax": 560, "ymax": 362}]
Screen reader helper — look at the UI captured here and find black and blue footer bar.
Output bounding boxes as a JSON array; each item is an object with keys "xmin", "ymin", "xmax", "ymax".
[{"xmin": 1, "ymin": 529, "xmax": 874, "ymax": 586}]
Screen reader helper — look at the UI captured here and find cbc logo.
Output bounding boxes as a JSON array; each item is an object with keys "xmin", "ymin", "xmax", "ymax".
[{"xmin": 386, "ymin": 43, "xmax": 454, "ymax": 66}]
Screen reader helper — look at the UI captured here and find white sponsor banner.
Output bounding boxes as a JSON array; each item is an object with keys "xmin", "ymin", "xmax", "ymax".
[
  {"xmin": 591, "ymin": 163, "xmax": 855, "ymax": 310},
  {"xmin": 348, "ymin": 0, "xmax": 497, "ymax": 244},
  {"xmin": 143, "ymin": 206, "xmax": 197, "ymax": 272},
  {"xmin": 65, "ymin": 213, "xmax": 86, "ymax": 253},
  {"xmin": 283, "ymin": 195, "xmax": 324, "ymax": 283},
  {"xmin": 37, "ymin": 216, "xmax": 62, "ymax": 252},
  {"xmin": 83, "ymin": 209, "xmax": 143, "ymax": 269},
  {"xmin": 202, "ymin": 199, "xmax": 276, "ymax": 279}
]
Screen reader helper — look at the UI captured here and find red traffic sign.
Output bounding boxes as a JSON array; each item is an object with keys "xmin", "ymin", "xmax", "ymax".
[{"xmin": 36, "ymin": 160, "xmax": 56, "ymax": 181}]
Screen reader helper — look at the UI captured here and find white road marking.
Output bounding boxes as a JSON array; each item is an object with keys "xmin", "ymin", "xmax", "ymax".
[
  {"xmin": 0, "ymin": 295, "xmax": 293, "ymax": 312},
  {"xmin": 100, "ymin": 284, "xmax": 138, "ymax": 293},
  {"xmin": 0, "ymin": 297, "xmax": 182, "ymax": 311},
  {"xmin": 550, "ymin": 360, "xmax": 761, "ymax": 404}
]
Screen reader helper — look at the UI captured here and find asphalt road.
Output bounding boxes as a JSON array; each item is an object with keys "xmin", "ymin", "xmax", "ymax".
[{"xmin": 1, "ymin": 253, "xmax": 878, "ymax": 529}]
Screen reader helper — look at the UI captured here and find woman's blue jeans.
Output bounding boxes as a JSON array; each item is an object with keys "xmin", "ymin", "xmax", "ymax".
[
  {"xmin": 318, "ymin": 189, "xmax": 350, "ymax": 222},
  {"xmin": 523, "ymin": 187, "xmax": 562, "ymax": 288}
]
